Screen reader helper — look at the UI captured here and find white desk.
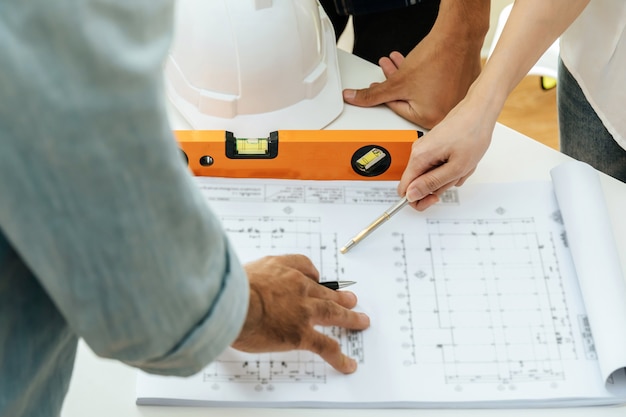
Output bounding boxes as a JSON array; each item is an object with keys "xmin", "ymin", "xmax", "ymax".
[{"xmin": 61, "ymin": 50, "xmax": 626, "ymax": 417}]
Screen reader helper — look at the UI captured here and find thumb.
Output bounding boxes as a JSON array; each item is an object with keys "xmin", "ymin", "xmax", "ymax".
[{"xmin": 343, "ymin": 80, "xmax": 402, "ymax": 108}]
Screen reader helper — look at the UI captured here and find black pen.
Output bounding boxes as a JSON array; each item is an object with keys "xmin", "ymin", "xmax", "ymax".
[{"xmin": 319, "ymin": 281, "xmax": 356, "ymax": 290}]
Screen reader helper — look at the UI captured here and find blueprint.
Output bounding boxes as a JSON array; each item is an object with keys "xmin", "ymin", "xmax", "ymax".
[{"xmin": 136, "ymin": 161, "xmax": 626, "ymax": 408}]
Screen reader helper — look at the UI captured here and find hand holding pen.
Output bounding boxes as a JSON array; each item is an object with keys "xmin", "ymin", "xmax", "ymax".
[{"xmin": 233, "ymin": 255, "xmax": 369, "ymax": 374}]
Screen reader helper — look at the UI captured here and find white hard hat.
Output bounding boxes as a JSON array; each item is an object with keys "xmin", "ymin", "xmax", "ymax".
[{"xmin": 165, "ymin": 0, "xmax": 344, "ymax": 137}]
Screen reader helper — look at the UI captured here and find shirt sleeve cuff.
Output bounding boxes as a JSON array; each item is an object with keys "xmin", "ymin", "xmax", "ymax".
[{"xmin": 127, "ymin": 242, "xmax": 249, "ymax": 376}]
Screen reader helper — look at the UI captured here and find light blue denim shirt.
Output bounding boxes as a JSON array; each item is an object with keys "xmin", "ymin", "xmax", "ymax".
[{"xmin": 0, "ymin": 1, "xmax": 249, "ymax": 416}]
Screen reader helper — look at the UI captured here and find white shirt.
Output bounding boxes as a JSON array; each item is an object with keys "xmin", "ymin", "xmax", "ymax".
[{"xmin": 560, "ymin": 0, "xmax": 626, "ymax": 150}]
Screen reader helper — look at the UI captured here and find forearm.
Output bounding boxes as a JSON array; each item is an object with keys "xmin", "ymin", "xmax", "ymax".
[
  {"xmin": 470, "ymin": 0, "xmax": 590, "ymax": 117},
  {"xmin": 395, "ymin": 0, "xmax": 591, "ymax": 210},
  {"xmin": 433, "ymin": 0, "xmax": 491, "ymax": 47},
  {"xmin": 410, "ymin": 0, "xmax": 491, "ymax": 127},
  {"xmin": 0, "ymin": 0, "xmax": 248, "ymax": 376}
]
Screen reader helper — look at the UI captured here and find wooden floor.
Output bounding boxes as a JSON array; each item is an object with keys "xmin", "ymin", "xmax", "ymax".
[{"xmin": 497, "ymin": 75, "xmax": 559, "ymax": 150}]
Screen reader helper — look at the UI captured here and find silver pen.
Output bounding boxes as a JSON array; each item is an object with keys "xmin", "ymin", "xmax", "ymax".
[{"xmin": 340, "ymin": 196, "xmax": 409, "ymax": 254}]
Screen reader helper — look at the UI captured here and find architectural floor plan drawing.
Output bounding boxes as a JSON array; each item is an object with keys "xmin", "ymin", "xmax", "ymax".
[
  {"xmin": 402, "ymin": 217, "xmax": 580, "ymax": 387},
  {"xmin": 202, "ymin": 213, "xmax": 364, "ymax": 391},
  {"xmin": 137, "ymin": 161, "xmax": 626, "ymax": 408},
  {"xmin": 199, "ymin": 326, "xmax": 365, "ymax": 391}
]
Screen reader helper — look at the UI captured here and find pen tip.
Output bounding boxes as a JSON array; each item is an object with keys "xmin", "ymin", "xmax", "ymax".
[{"xmin": 340, "ymin": 240, "xmax": 354, "ymax": 254}]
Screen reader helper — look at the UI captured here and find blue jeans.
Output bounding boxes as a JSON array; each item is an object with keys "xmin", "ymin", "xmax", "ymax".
[{"xmin": 558, "ymin": 59, "xmax": 626, "ymax": 182}]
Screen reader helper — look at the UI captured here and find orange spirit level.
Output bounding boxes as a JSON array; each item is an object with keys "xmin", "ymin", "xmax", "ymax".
[{"xmin": 174, "ymin": 130, "xmax": 422, "ymax": 180}]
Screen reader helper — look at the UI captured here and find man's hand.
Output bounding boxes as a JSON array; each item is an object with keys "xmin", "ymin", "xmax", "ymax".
[
  {"xmin": 342, "ymin": 0, "xmax": 489, "ymax": 129},
  {"xmin": 232, "ymin": 254, "xmax": 370, "ymax": 374}
]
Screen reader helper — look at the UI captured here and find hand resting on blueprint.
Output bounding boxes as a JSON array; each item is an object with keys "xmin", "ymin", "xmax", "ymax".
[
  {"xmin": 232, "ymin": 254, "xmax": 370, "ymax": 374},
  {"xmin": 341, "ymin": 0, "xmax": 487, "ymax": 130}
]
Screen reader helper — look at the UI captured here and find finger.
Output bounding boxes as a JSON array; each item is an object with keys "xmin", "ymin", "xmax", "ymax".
[
  {"xmin": 403, "ymin": 155, "xmax": 469, "ymax": 203},
  {"xmin": 432, "ymin": 179, "xmax": 460, "ymax": 198},
  {"xmin": 270, "ymin": 254, "xmax": 320, "ymax": 281},
  {"xmin": 410, "ymin": 179, "xmax": 458, "ymax": 211},
  {"xmin": 412, "ymin": 194, "xmax": 439, "ymax": 211},
  {"xmin": 342, "ymin": 79, "xmax": 405, "ymax": 108},
  {"xmin": 405, "ymin": 171, "xmax": 448, "ymax": 203},
  {"xmin": 456, "ymin": 168, "xmax": 476, "ymax": 187},
  {"xmin": 378, "ymin": 57, "xmax": 399, "ymax": 77},
  {"xmin": 397, "ymin": 142, "xmax": 443, "ymax": 198},
  {"xmin": 306, "ymin": 285, "xmax": 359, "ymax": 309},
  {"xmin": 388, "ymin": 51, "xmax": 405, "ymax": 67},
  {"xmin": 310, "ymin": 299, "xmax": 370, "ymax": 330},
  {"xmin": 302, "ymin": 330, "xmax": 358, "ymax": 374}
]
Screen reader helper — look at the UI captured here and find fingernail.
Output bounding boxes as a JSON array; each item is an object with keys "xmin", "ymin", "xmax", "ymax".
[
  {"xmin": 346, "ymin": 358, "xmax": 357, "ymax": 373},
  {"xmin": 343, "ymin": 89, "xmax": 356, "ymax": 99},
  {"xmin": 406, "ymin": 188, "xmax": 421, "ymax": 202}
]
